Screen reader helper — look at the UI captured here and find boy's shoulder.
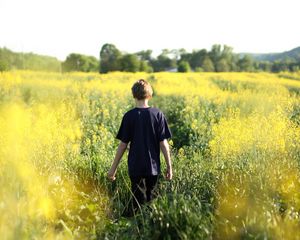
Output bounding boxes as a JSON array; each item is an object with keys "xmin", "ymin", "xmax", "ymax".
[
  {"xmin": 149, "ymin": 107, "xmax": 166, "ymax": 117},
  {"xmin": 149, "ymin": 107, "xmax": 162, "ymax": 114}
]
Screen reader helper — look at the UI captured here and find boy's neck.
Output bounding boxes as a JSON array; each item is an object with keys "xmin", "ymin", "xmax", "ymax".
[{"xmin": 135, "ymin": 99, "xmax": 150, "ymax": 108}]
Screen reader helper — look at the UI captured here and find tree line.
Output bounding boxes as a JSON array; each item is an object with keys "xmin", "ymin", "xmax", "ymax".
[
  {"xmin": 98, "ymin": 43, "xmax": 300, "ymax": 73},
  {"xmin": 0, "ymin": 47, "xmax": 61, "ymax": 72},
  {"xmin": 1, "ymin": 45, "xmax": 299, "ymax": 73}
]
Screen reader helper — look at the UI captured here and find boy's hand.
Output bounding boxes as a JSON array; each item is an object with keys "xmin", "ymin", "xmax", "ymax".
[
  {"xmin": 107, "ymin": 141, "xmax": 127, "ymax": 181},
  {"xmin": 107, "ymin": 169, "xmax": 116, "ymax": 181},
  {"xmin": 165, "ymin": 167, "xmax": 173, "ymax": 180}
]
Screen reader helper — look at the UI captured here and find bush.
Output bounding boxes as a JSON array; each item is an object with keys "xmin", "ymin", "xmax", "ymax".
[{"xmin": 177, "ymin": 61, "xmax": 191, "ymax": 72}]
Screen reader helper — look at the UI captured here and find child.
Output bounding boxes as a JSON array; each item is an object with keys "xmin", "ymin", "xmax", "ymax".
[{"xmin": 107, "ymin": 79, "xmax": 172, "ymax": 213}]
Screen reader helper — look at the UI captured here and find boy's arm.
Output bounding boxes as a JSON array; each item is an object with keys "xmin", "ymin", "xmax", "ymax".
[
  {"xmin": 159, "ymin": 139, "xmax": 172, "ymax": 180},
  {"xmin": 107, "ymin": 141, "xmax": 128, "ymax": 181}
]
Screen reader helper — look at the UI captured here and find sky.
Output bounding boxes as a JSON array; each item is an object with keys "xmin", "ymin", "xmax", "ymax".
[{"xmin": 0, "ymin": 0, "xmax": 299, "ymax": 60}]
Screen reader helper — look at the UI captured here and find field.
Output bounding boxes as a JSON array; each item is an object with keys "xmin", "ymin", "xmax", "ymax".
[{"xmin": 1, "ymin": 70, "xmax": 300, "ymax": 239}]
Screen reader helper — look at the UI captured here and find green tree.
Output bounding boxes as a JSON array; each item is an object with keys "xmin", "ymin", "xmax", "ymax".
[
  {"xmin": 216, "ymin": 58, "xmax": 230, "ymax": 72},
  {"xmin": 0, "ymin": 59, "xmax": 9, "ymax": 71},
  {"xmin": 190, "ymin": 49, "xmax": 207, "ymax": 70},
  {"xmin": 238, "ymin": 55, "xmax": 254, "ymax": 72},
  {"xmin": 139, "ymin": 61, "xmax": 153, "ymax": 72},
  {"xmin": 86, "ymin": 56, "xmax": 99, "ymax": 72},
  {"xmin": 62, "ymin": 53, "xmax": 98, "ymax": 72},
  {"xmin": 177, "ymin": 61, "xmax": 191, "ymax": 72},
  {"xmin": 136, "ymin": 50, "xmax": 153, "ymax": 61},
  {"xmin": 136, "ymin": 50, "xmax": 153, "ymax": 72},
  {"xmin": 120, "ymin": 54, "xmax": 140, "ymax": 72},
  {"xmin": 99, "ymin": 43, "xmax": 122, "ymax": 73},
  {"xmin": 179, "ymin": 52, "xmax": 192, "ymax": 64},
  {"xmin": 255, "ymin": 61, "xmax": 271, "ymax": 72},
  {"xmin": 202, "ymin": 56, "xmax": 215, "ymax": 72},
  {"xmin": 208, "ymin": 45, "xmax": 235, "ymax": 72},
  {"xmin": 62, "ymin": 54, "xmax": 86, "ymax": 72},
  {"xmin": 209, "ymin": 44, "xmax": 222, "ymax": 69},
  {"xmin": 151, "ymin": 49, "xmax": 177, "ymax": 72},
  {"xmin": 221, "ymin": 45, "xmax": 234, "ymax": 71}
]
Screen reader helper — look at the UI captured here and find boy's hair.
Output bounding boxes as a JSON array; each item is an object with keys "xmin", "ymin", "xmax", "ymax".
[{"xmin": 131, "ymin": 79, "xmax": 153, "ymax": 100}]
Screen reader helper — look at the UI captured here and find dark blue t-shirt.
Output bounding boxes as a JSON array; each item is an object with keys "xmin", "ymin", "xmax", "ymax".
[{"xmin": 116, "ymin": 107, "xmax": 172, "ymax": 177}]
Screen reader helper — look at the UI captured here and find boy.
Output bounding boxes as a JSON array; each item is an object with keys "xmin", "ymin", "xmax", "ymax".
[{"xmin": 107, "ymin": 79, "xmax": 172, "ymax": 212}]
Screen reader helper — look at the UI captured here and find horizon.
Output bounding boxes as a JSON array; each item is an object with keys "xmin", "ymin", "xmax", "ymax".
[
  {"xmin": 1, "ymin": 0, "xmax": 299, "ymax": 61},
  {"xmin": 0, "ymin": 43, "xmax": 299, "ymax": 61}
]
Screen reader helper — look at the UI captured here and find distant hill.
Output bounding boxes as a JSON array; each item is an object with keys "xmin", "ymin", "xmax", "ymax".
[{"xmin": 242, "ymin": 46, "xmax": 300, "ymax": 62}]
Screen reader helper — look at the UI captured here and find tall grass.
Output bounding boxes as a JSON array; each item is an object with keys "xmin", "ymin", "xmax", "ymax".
[{"xmin": 1, "ymin": 70, "xmax": 300, "ymax": 239}]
